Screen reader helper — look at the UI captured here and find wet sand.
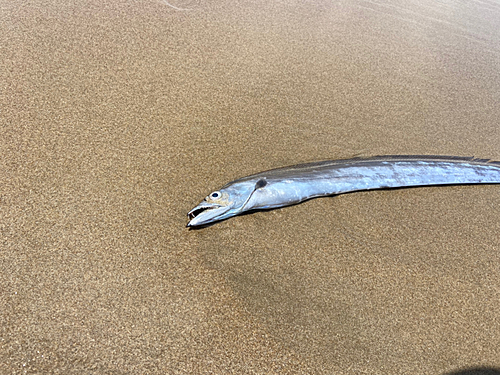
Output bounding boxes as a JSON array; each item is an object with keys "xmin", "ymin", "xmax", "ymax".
[{"xmin": 2, "ymin": 0, "xmax": 500, "ymax": 373}]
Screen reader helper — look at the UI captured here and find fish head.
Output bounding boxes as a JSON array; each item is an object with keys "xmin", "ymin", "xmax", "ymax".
[{"xmin": 187, "ymin": 180, "xmax": 258, "ymax": 227}]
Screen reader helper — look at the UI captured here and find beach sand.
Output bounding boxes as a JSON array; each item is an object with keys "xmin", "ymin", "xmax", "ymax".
[{"xmin": 1, "ymin": 0, "xmax": 500, "ymax": 373}]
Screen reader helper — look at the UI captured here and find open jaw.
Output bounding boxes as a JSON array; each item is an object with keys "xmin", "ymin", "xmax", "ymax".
[
  {"xmin": 187, "ymin": 202, "xmax": 232, "ymax": 227},
  {"xmin": 187, "ymin": 205, "xmax": 220, "ymax": 221}
]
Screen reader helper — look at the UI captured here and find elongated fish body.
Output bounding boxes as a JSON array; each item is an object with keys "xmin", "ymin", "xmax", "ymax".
[{"xmin": 187, "ymin": 156, "xmax": 500, "ymax": 227}]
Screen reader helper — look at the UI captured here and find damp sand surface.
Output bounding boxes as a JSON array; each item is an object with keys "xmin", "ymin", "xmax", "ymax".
[{"xmin": 1, "ymin": 0, "xmax": 500, "ymax": 373}]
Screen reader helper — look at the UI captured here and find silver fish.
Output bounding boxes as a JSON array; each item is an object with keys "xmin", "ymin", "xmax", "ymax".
[{"xmin": 187, "ymin": 155, "xmax": 500, "ymax": 227}]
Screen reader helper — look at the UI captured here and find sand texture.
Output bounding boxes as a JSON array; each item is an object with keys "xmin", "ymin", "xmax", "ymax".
[{"xmin": 1, "ymin": 0, "xmax": 500, "ymax": 373}]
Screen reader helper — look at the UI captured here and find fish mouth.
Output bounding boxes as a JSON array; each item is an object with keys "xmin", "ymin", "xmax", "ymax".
[
  {"xmin": 187, "ymin": 202, "xmax": 231, "ymax": 227},
  {"xmin": 187, "ymin": 205, "xmax": 220, "ymax": 221}
]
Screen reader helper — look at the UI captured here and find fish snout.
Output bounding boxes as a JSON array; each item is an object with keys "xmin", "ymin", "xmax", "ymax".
[{"xmin": 187, "ymin": 201, "xmax": 231, "ymax": 227}]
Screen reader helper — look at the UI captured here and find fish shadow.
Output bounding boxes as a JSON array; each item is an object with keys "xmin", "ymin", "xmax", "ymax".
[{"xmin": 443, "ymin": 367, "xmax": 500, "ymax": 375}]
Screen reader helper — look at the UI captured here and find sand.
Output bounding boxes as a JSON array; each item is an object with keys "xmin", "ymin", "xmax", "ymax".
[{"xmin": 1, "ymin": 0, "xmax": 500, "ymax": 373}]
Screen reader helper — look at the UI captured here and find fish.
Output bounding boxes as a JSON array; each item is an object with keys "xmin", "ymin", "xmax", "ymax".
[{"xmin": 187, "ymin": 155, "xmax": 500, "ymax": 227}]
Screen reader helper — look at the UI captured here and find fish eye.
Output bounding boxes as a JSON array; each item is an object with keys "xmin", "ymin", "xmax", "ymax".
[{"xmin": 209, "ymin": 191, "xmax": 221, "ymax": 200}]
